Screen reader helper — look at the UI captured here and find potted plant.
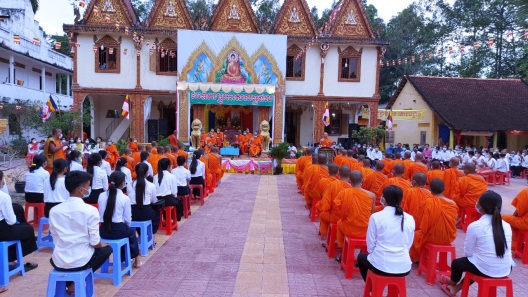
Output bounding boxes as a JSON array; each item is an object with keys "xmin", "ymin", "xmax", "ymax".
[
  {"xmin": 269, "ymin": 142, "xmax": 290, "ymax": 175},
  {"xmin": 10, "ymin": 168, "xmax": 26, "ymax": 193}
]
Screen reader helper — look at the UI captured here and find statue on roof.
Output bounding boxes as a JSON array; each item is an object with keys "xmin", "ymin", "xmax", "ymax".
[
  {"xmin": 164, "ymin": 0, "xmax": 177, "ymax": 18},
  {"xmin": 102, "ymin": 0, "xmax": 116, "ymax": 13},
  {"xmin": 288, "ymin": 7, "xmax": 301, "ymax": 23},
  {"xmin": 228, "ymin": 4, "xmax": 241, "ymax": 20},
  {"xmin": 345, "ymin": 9, "xmax": 357, "ymax": 25}
]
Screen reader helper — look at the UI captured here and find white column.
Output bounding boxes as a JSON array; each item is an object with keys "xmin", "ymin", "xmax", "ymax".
[
  {"xmin": 66, "ymin": 74, "xmax": 70, "ymax": 96},
  {"xmin": 41, "ymin": 67, "xmax": 46, "ymax": 92},
  {"xmin": 58, "ymin": 74, "xmax": 62, "ymax": 94},
  {"xmin": 9, "ymin": 54, "xmax": 14, "ymax": 84}
]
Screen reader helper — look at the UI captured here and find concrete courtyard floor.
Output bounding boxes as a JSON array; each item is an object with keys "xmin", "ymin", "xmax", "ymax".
[{"xmin": 3, "ymin": 173, "xmax": 528, "ymax": 296}]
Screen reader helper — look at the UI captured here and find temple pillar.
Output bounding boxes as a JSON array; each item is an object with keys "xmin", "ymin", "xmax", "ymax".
[
  {"xmin": 272, "ymin": 91, "xmax": 284, "ymax": 144},
  {"xmin": 130, "ymin": 94, "xmax": 146, "ymax": 141},
  {"xmin": 178, "ymin": 90, "xmax": 190, "ymax": 142},
  {"xmin": 492, "ymin": 132, "xmax": 498, "ymax": 149},
  {"xmin": 312, "ymin": 100, "xmax": 325, "ymax": 143},
  {"xmin": 258, "ymin": 106, "xmax": 270, "ymax": 126},
  {"xmin": 368, "ymin": 101, "xmax": 379, "ymax": 128},
  {"xmin": 193, "ymin": 104, "xmax": 205, "ymax": 125},
  {"xmin": 449, "ymin": 129, "xmax": 454, "ymax": 148}
]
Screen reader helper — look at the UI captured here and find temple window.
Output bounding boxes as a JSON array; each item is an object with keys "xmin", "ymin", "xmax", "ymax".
[
  {"xmin": 286, "ymin": 45, "xmax": 305, "ymax": 81},
  {"xmin": 94, "ymin": 35, "xmax": 121, "ymax": 74},
  {"xmin": 156, "ymin": 38, "xmax": 178, "ymax": 76},
  {"xmin": 338, "ymin": 46, "xmax": 362, "ymax": 82}
]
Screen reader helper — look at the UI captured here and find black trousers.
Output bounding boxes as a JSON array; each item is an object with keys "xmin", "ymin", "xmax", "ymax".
[
  {"xmin": 510, "ymin": 165, "xmax": 522, "ymax": 177},
  {"xmin": 190, "ymin": 176, "xmax": 205, "ymax": 197},
  {"xmin": 84, "ymin": 188, "xmax": 104, "ymax": 204},
  {"xmin": 131, "ymin": 204, "xmax": 160, "ymax": 234},
  {"xmin": 177, "ymin": 186, "xmax": 190, "ymax": 196},
  {"xmin": 157, "ymin": 195, "xmax": 183, "ymax": 221},
  {"xmin": 50, "ymin": 246, "xmax": 113, "ymax": 272},
  {"xmin": 44, "ymin": 202, "xmax": 62, "ymax": 218},
  {"xmin": 450, "ymin": 257, "xmax": 505, "ymax": 285},
  {"xmin": 0, "ymin": 204, "xmax": 37, "ymax": 262},
  {"xmin": 357, "ymin": 253, "xmax": 411, "ymax": 282},
  {"xmin": 99, "ymin": 222, "xmax": 140, "ymax": 259},
  {"xmin": 25, "ymin": 192, "xmax": 44, "ymax": 203}
]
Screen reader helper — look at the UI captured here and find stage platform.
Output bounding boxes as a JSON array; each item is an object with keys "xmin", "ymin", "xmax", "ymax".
[{"xmin": 220, "ymin": 157, "xmax": 296, "ymax": 174}]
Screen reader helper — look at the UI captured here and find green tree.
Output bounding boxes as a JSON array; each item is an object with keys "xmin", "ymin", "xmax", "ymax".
[
  {"xmin": 250, "ymin": 0, "xmax": 280, "ymax": 33},
  {"xmin": 187, "ymin": 0, "xmax": 214, "ymax": 30},
  {"xmin": 351, "ymin": 127, "xmax": 386, "ymax": 146},
  {"xmin": 30, "ymin": 0, "xmax": 39, "ymax": 14},
  {"xmin": 131, "ymin": 0, "xmax": 154, "ymax": 22},
  {"xmin": 50, "ymin": 34, "xmax": 71, "ymax": 57}
]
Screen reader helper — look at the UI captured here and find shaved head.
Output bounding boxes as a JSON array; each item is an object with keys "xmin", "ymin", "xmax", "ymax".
[
  {"xmin": 363, "ymin": 159, "xmax": 371, "ymax": 167},
  {"xmin": 305, "ymin": 148, "xmax": 313, "ymax": 156},
  {"xmin": 328, "ymin": 164, "xmax": 339, "ymax": 176},
  {"xmin": 430, "ymin": 178, "xmax": 445, "ymax": 195},
  {"xmin": 340, "ymin": 149, "xmax": 347, "ymax": 156},
  {"xmin": 449, "ymin": 157, "xmax": 460, "ymax": 167},
  {"xmin": 431, "ymin": 160, "xmax": 441, "ymax": 170},
  {"xmin": 385, "ymin": 152, "xmax": 391, "ymax": 158},
  {"xmin": 375, "ymin": 161, "xmax": 384, "ymax": 171},
  {"xmin": 339, "ymin": 165, "xmax": 351, "ymax": 178},
  {"xmin": 394, "ymin": 152, "xmax": 401, "ymax": 159},
  {"xmin": 404, "ymin": 151, "xmax": 411, "ymax": 159},
  {"xmin": 347, "ymin": 150, "xmax": 354, "ymax": 157},
  {"xmin": 393, "ymin": 164, "xmax": 404, "ymax": 175},
  {"xmin": 357, "ymin": 155, "xmax": 365, "ymax": 162},
  {"xmin": 464, "ymin": 162, "xmax": 476, "ymax": 174},
  {"xmin": 350, "ymin": 170, "xmax": 363, "ymax": 185},
  {"xmin": 412, "ymin": 172, "xmax": 427, "ymax": 186},
  {"xmin": 157, "ymin": 147, "xmax": 165, "ymax": 154},
  {"xmin": 415, "ymin": 153, "xmax": 423, "ymax": 162},
  {"xmin": 317, "ymin": 153, "xmax": 327, "ymax": 165},
  {"xmin": 212, "ymin": 147, "xmax": 219, "ymax": 153}
]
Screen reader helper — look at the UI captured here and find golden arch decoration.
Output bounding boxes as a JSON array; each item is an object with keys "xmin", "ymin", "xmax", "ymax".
[
  {"xmin": 250, "ymin": 44, "xmax": 285, "ymax": 88},
  {"xmin": 180, "ymin": 41, "xmax": 217, "ymax": 81},
  {"xmin": 209, "ymin": 37, "xmax": 256, "ymax": 83}
]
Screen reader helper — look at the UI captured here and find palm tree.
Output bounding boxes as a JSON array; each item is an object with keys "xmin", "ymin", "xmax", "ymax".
[{"xmin": 30, "ymin": 0, "xmax": 39, "ymax": 14}]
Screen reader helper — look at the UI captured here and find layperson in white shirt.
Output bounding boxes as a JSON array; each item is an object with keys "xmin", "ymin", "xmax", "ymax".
[
  {"xmin": 154, "ymin": 158, "xmax": 184, "ymax": 220},
  {"xmin": 0, "ymin": 170, "xmax": 38, "ymax": 279},
  {"xmin": 67, "ymin": 150, "xmax": 84, "ymax": 172},
  {"xmin": 44, "ymin": 159, "xmax": 70, "ymax": 217},
  {"xmin": 437, "ymin": 191, "xmax": 513, "ymax": 296},
  {"xmin": 24, "ymin": 155, "xmax": 50, "ymax": 203},
  {"xmin": 487, "ymin": 153, "xmax": 498, "ymax": 171},
  {"xmin": 49, "ymin": 171, "xmax": 112, "ymax": 295},
  {"xmin": 189, "ymin": 150, "xmax": 206, "ymax": 198},
  {"xmin": 510, "ymin": 151, "xmax": 522, "ymax": 177},
  {"xmin": 115, "ymin": 158, "xmax": 132, "ymax": 194},
  {"xmin": 98, "ymin": 150, "xmax": 112, "ymax": 177},
  {"xmin": 140, "ymin": 151, "xmax": 154, "ymax": 181},
  {"xmin": 495, "ymin": 154, "xmax": 509, "ymax": 173},
  {"xmin": 357, "ymin": 185, "xmax": 415, "ymax": 281},
  {"xmin": 85, "ymin": 153, "xmax": 108, "ymax": 204},
  {"xmin": 128, "ymin": 163, "xmax": 160, "ymax": 234},
  {"xmin": 371, "ymin": 147, "xmax": 383, "ymax": 161},
  {"xmin": 172, "ymin": 156, "xmax": 191, "ymax": 196},
  {"xmin": 98, "ymin": 171, "xmax": 141, "ymax": 268}
]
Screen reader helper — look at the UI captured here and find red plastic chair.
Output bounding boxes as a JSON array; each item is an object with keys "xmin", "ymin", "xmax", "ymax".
[
  {"xmin": 310, "ymin": 197, "xmax": 320, "ymax": 222},
  {"xmin": 461, "ymin": 273, "xmax": 513, "ymax": 297},
  {"xmin": 417, "ymin": 243, "xmax": 456, "ymax": 285},
  {"xmin": 521, "ymin": 169, "xmax": 527, "ymax": 179},
  {"xmin": 495, "ymin": 171, "xmax": 511, "ymax": 186},
  {"xmin": 159, "ymin": 206, "xmax": 178, "ymax": 235},
  {"xmin": 24, "ymin": 202, "xmax": 45, "ymax": 228},
  {"xmin": 88, "ymin": 203, "xmax": 99, "ymax": 210},
  {"xmin": 189, "ymin": 185, "xmax": 205, "ymax": 206},
  {"xmin": 325, "ymin": 223, "xmax": 341, "ymax": 258},
  {"xmin": 459, "ymin": 207, "xmax": 482, "ymax": 233},
  {"xmin": 177, "ymin": 195, "xmax": 191, "ymax": 219},
  {"xmin": 514, "ymin": 229, "xmax": 528, "ymax": 264},
  {"xmin": 340, "ymin": 236, "xmax": 367, "ymax": 279},
  {"xmin": 363, "ymin": 270, "xmax": 406, "ymax": 297}
]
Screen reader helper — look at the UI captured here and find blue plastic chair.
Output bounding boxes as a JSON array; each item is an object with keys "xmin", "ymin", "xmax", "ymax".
[
  {"xmin": 130, "ymin": 221, "xmax": 154, "ymax": 257},
  {"xmin": 0, "ymin": 240, "xmax": 25, "ymax": 286},
  {"xmin": 93, "ymin": 238, "xmax": 132, "ymax": 286},
  {"xmin": 46, "ymin": 268, "xmax": 94, "ymax": 297},
  {"xmin": 37, "ymin": 217, "xmax": 54, "ymax": 250}
]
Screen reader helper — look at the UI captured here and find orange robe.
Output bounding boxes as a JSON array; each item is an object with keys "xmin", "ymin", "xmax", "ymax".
[
  {"xmin": 345, "ymin": 157, "xmax": 361, "ymax": 171},
  {"xmin": 302, "ymin": 165, "xmax": 329, "ymax": 205},
  {"xmin": 295, "ymin": 156, "xmax": 311, "ymax": 190},
  {"xmin": 336, "ymin": 188, "xmax": 374, "ymax": 246},
  {"xmin": 44, "ymin": 138, "xmax": 66, "ymax": 172},
  {"xmin": 239, "ymin": 135, "xmax": 249, "ymax": 154},
  {"xmin": 402, "ymin": 187, "xmax": 432, "ymax": 219},
  {"xmin": 148, "ymin": 154, "xmax": 162, "ymax": 176},
  {"xmin": 122, "ymin": 154, "xmax": 137, "ymax": 180},
  {"xmin": 216, "ymin": 132, "xmax": 224, "ymax": 147},
  {"xmin": 452, "ymin": 174, "xmax": 488, "ymax": 208},
  {"xmin": 364, "ymin": 171, "xmax": 388, "ymax": 200},
  {"xmin": 128, "ymin": 142, "xmax": 138, "ymax": 153},
  {"xmin": 409, "ymin": 162, "xmax": 428, "ymax": 179},
  {"xmin": 317, "ymin": 179, "xmax": 351, "ymax": 236},
  {"xmin": 381, "ymin": 177, "xmax": 412, "ymax": 193},
  {"xmin": 361, "ymin": 167, "xmax": 375, "ymax": 188},
  {"xmin": 201, "ymin": 154, "xmax": 213, "ymax": 189},
  {"xmin": 200, "ymin": 134, "xmax": 208, "ymax": 148},
  {"xmin": 503, "ymin": 189, "xmax": 528, "ymax": 251},
  {"xmin": 105, "ymin": 144, "xmax": 119, "ymax": 169},
  {"xmin": 334, "ymin": 155, "xmax": 345, "ymax": 167},
  {"xmin": 131, "ymin": 151, "xmax": 141, "ymax": 166},
  {"xmin": 444, "ymin": 168, "xmax": 464, "ymax": 199},
  {"xmin": 386, "ymin": 159, "xmax": 403, "ymax": 177},
  {"xmin": 169, "ymin": 134, "xmax": 179, "ymax": 147},
  {"xmin": 206, "ymin": 153, "xmax": 222, "ymax": 183},
  {"xmin": 204, "ymin": 136, "xmax": 216, "ymax": 153},
  {"xmin": 402, "ymin": 159, "xmax": 414, "ymax": 180},
  {"xmin": 164, "ymin": 153, "xmax": 176, "ymax": 169},
  {"xmin": 410, "ymin": 196, "xmax": 458, "ymax": 260},
  {"xmin": 426, "ymin": 169, "xmax": 445, "ymax": 185},
  {"xmin": 249, "ymin": 138, "xmax": 262, "ymax": 157},
  {"xmin": 152, "ymin": 147, "xmax": 158, "ymax": 154},
  {"xmin": 320, "ymin": 138, "xmax": 333, "ymax": 148},
  {"xmin": 176, "ymin": 150, "xmax": 189, "ymax": 169},
  {"xmin": 381, "ymin": 159, "xmax": 392, "ymax": 175}
]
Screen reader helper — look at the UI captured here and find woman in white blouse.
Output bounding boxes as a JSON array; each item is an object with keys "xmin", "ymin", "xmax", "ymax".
[
  {"xmin": 85, "ymin": 153, "xmax": 108, "ymax": 204},
  {"xmin": 24, "ymin": 155, "xmax": 50, "ymax": 203},
  {"xmin": 67, "ymin": 150, "xmax": 84, "ymax": 172},
  {"xmin": 140, "ymin": 151, "xmax": 154, "ymax": 181},
  {"xmin": 154, "ymin": 158, "xmax": 183, "ymax": 221},
  {"xmin": 98, "ymin": 171, "xmax": 141, "ymax": 268},
  {"xmin": 44, "ymin": 159, "xmax": 69, "ymax": 217},
  {"xmin": 115, "ymin": 158, "xmax": 132, "ymax": 194},
  {"xmin": 128, "ymin": 163, "xmax": 159, "ymax": 234},
  {"xmin": 437, "ymin": 191, "xmax": 513, "ymax": 296},
  {"xmin": 357, "ymin": 185, "xmax": 415, "ymax": 281},
  {"xmin": 189, "ymin": 150, "xmax": 206, "ymax": 198}
]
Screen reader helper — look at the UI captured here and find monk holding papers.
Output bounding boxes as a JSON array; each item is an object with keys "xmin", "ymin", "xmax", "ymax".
[
  {"xmin": 402, "ymin": 173, "xmax": 432, "ymax": 219},
  {"xmin": 502, "ymin": 188, "xmax": 528, "ymax": 250},
  {"xmin": 317, "ymin": 166, "xmax": 351, "ymax": 237},
  {"xmin": 303, "ymin": 154, "xmax": 329, "ymax": 209},
  {"xmin": 452, "ymin": 163, "xmax": 488, "ymax": 209}
]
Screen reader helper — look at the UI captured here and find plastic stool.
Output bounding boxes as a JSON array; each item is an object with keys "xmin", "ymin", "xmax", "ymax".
[
  {"xmin": 495, "ymin": 171, "xmax": 511, "ymax": 186},
  {"xmin": 130, "ymin": 220, "xmax": 154, "ymax": 257},
  {"xmin": 417, "ymin": 243, "xmax": 456, "ymax": 285},
  {"xmin": 514, "ymin": 229, "xmax": 528, "ymax": 264},
  {"xmin": 159, "ymin": 206, "xmax": 178, "ymax": 235},
  {"xmin": 189, "ymin": 185, "xmax": 205, "ymax": 206},
  {"xmin": 24, "ymin": 202, "xmax": 45, "ymax": 227},
  {"xmin": 363, "ymin": 270, "xmax": 407, "ymax": 297},
  {"xmin": 459, "ymin": 207, "xmax": 482, "ymax": 233},
  {"xmin": 177, "ymin": 195, "xmax": 191, "ymax": 219},
  {"xmin": 521, "ymin": 169, "xmax": 526, "ymax": 179},
  {"xmin": 326, "ymin": 223, "xmax": 341, "ymax": 258},
  {"xmin": 37, "ymin": 217, "xmax": 54, "ymax": 250},
  {"xmin": 340, "ymin": 236, "xmax": 367, "ymax": 279},
  {"xmin": 461, "ymin": 272, "xmax": 513, "ymax": 297},
  {"xmin": 0, "ymin": 240, "xmax": 25, "ymax": 286},
  {"xmin": 94, "ymin": 238, "xmax": 132, "ymax": 286},
  {"xmin": 46, "ymin": 268, "xmax": 94, "ymax": 297},
  {"xmin": 310, "ymin": 197, "xmax": 320, "ymax": 222}
]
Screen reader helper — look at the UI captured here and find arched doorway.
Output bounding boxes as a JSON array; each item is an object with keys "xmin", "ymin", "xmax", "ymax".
[{"xmin": 82, "ymin": 96, "xmax": 94, "ymax": 139}]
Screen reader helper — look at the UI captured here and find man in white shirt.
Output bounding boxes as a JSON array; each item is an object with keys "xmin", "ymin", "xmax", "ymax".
[
  {"xmin": 49, "ymin": 171, "xmax": 112, "ymax": 295},
  {"xmin": 371, "ymin": 147, "xmax": 383, "ymax": 161},
  {"xmin": 288, "ymin": 144, "xmax": 297, "ymax": 159}
]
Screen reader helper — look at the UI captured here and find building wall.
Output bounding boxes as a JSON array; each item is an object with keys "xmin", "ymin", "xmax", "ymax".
[
  {"xmin": 140, "ymin": 36, "xmax": 178, "ymax": 91},
  {"xmin": 299, "ymin": 109, "xmax": 314, "ymax": 146},
  {"xmin": 507, "ymin": 135, "xmax": 528, "ymax": 151},
  {"xmin": 91, "ymin": 94, "xmax": 126, "ymax": 139},
  {"xmin": 285, "ymin": 46, "xmax": 321, "ymax": 96}
]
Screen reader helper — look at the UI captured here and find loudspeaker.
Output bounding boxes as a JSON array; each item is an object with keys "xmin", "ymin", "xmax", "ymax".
[
  {"xmin": 147, "ymin": 119, "xmax": 158, "ymax": 135},
  {"xmin": 158, "ymin": 119, "xmax": 168, "ymax": 135},
  {"xmin": 348, "ymin": 124, "xmax": 360, "ymax": 137}
]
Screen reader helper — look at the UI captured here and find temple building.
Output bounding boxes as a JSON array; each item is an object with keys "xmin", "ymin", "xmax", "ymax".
[{"xmin": 64, "ymin": 0, "xmax": 384, "ymax": 145}]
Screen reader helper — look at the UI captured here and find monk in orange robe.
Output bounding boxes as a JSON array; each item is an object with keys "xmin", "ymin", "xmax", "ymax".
[
  {"xmin": 239, "ymin": 132, "xmax": 249, "ymax": 154},
  {"xmin": 207, "ymin": 147, "xmax": 223, "ymax": 185},
  {"xmin": 402, "ymin": 151, "xmax": 414, "ymax": 180},
  {"xmin": 132, "ymin": 144, "xmax": 144, "ymax": 165},
  {"xmin": 364, "ymin": 161, "xmax": 388, "ymax": 200},
  {"xmin": 315, "ymin": 164, "xmax": 339, "ymax": 200},
  {"xmin": 452, "ymin": 163, "xmax": 488, "ymax": 209},
  {"xmin": 444, "ymin": 157, "xmax": 464, "ymax": 199},
  {"xmin": 503, "ymin": 188, "xmax": 528, "ymax": 251},
  {"xmin": 409, "ymin": 153, "xmax": 428, "ymax": 178},
  {"xmin": 163, "ymin": 146, "xmax": 176, "ymax": 169},
  {"xmin": 302, "ymin": 154, "xmax": 329, "ymax": 208},
  {"xmin": 215, "ymin": 129, "xmax": 224, "ymax": 148},
  {"xmin": 173, "ymin": 146, "xmax": 188, "ymax": 169},
  {"xmin": 197, "ymin": 148, "xmax": 212, "ymax": 190},
  {"xmin": 336, "ymin": 170, "xmax": 376, "ymax": 248},
  {"xmin": 248, "ymin": 136, "xmax": 262, "ymax": 157},
  {"xmin": 317, "ymin": 166, "xmax": 351, "ymax": 237},
  {"xmin": 360, "ymin": 159, "xmax": 374, "ymax": 187},
  {"xmin": 121, "ymin": 148, "xmax": 137, "ymax": 180},
  {"xmin": 105, "ymin": 140, "xmax": 119, "ymax": 169},
  {"xmin": 410, "ymin": 178, "xmax": 458, "ymax": 261},
  {"xmin": 345, "ymin": 150, "xmax": 361, "ymax": 171},
  {"xmin": 128, "ymin": 138, "xmax": 138, "ymax": 153},
  {"xmin": 381, "ymin": 152, "xmax": 393, "ymax": 176},
  {"xmin": 402, "ymin": 173, "xmax": 432, "ymax": 219},
  {"xmin": 320, "ymin": 132, "xmax": 333, "ymax": 148},
  {"xmin": 334, "ymin": 149, "xmax": 347, "ymax": 167},
  {"xmin": 148, "ymin": 147, "xmax": 163, "ymax": 176},
  {"xmin": 151, "ymin": 141, "xmax": 158, "ymax": 154},
  {"xmin": 295, "ymin": 149, "xmax": 313, "ymax": 191},
  {"xmin": 169, "ymin": 130, "xmax": 179, "ymax": 148},
  {"xmin": 426, "ymin": 160, "xmax": 445, "ymax": 186},
  {"xmin": 204, "ymin": 131, "xmax": 216, "ymax": 153},
  {"xmin": 43, "ymin": 129, "xmax": 68, "ymax": 173},
  {"xmin": 381, "ymin": 164, "xmax": 412, "ymax": 193},
  {"xmin": 386, "ymin": 152, "xmax": 403, "ymax": 178}
]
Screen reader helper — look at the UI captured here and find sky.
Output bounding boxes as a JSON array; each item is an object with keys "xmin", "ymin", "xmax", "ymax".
[{"xmin": 35, "ymin": 0, "xmax": 416, "ymax": 36}]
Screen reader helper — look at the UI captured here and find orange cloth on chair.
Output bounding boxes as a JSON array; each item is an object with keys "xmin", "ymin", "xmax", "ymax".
[
  {"xmin": 128, "ymin": 142, "xmax": 138, "ymax": 153},
  {"xmin": 364, "ymin": 171, "xmax": 388, "ymax": 200},
  {"xmin": 105, "ymin": 144, "xmax": 119, "ymax": 169},
  {"xmin": 295, "ymin": 155, "xmax": 312, "ymax": 190},
  {"xmin": 452, "ymin": 174, "xmax": 488, "ymax": 208},
  {"xmin": 503, "ymin": 188, "xmax": 528, "ymax": 251},
  {"xmin": 410, "ymin": 196, "xmax": 458, "ymax": 261},
  {"xmin": 426, "ymin": 169, "xmax": 445, "ymax": 185},
  {"xmin": 302, "ymin": 165, "xmax": 329, "ymax": 206},
  {"xmin": 402, "ymin": 187, "xmax": 432, "ymax": 219},
  {"xmin": 444, "ymin": 168, "xmax": 464, "ymax": 199},
  {"xmin": 336, "ymin": 188, "xmax": 375, "ymax": 247},
  {"xmin": 249, "ymin": 138, "xmax": 262, "ymax": 157},
  {"xmin": 317, "ymin": 179, "xmax": 351, "ymax": 236}
]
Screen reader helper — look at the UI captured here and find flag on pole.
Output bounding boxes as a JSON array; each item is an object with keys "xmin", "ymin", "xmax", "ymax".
[
  {"xmin": 322, "ymin": 102, "xmax": 330, "ymax": 127},
  {"xmin": 387, "ymin": 109, "xmax": 393, "ymax": 131},
  {"xmin": 41, "ymin": 95, "xmax": 58, "ymax": 122},
  {"xmin": 13, "ymin": 35, "xmax": 20, "ymax": 44},
  {"xmin": 121, "ymin": 95, "xmax": 130, "ymax": 119}
]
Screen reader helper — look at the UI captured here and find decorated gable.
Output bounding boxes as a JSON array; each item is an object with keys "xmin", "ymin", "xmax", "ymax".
[
  {"xmin": 210, "ymin": 0, "xmax": 258, "ymax": 33},
  {"xmin": 83, "ymin": 0, "xmax": 138, "ymax": 27},
  {"xmin": 274, "ymin": 0, "xmax": 317, "ymax": 37},
  {"xmin": 330, "ymin": 0, "xmax": 374, "ymax": 39},
  {"xmin": 147, "ymin": 0, "xmax": 193, "ymax": 29}
]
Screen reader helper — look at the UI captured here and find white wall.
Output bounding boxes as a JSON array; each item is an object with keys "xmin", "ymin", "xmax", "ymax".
[
  {"xmin": 285, "ymin": 45, "xmax": 321, "ymax": 96},
  {"xmin": 140, "ymin": 35, "xmax": 178, "ymax": 91},
  {"xmin": 91, "ymin": 94, "xmax": 126, "ymax": 139}
]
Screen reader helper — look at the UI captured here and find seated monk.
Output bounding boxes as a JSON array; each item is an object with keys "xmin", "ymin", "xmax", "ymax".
[
  {"xmin": 401, "ymin": 173, "xmax": 432, "ymax": 219},
  {"xmin": 302, "ymin": 154, "xmax": 329, "ymax": 209},
  {"xmin": 381, "ymin": 164, "xmax": 412, "ymax": 194},
  {"xmin": 248, "ymin": 136, "xmax": 262, "ymax": 157},
  {"xmin": 295, "ymin": 148, "xmax": 313, "ymax": 192},
  {"xmin": 204, "ymin": 131, "xmax": 216, "ymax": 153},
  {"xmin": 334, "ymin": 149, "xmax": 347, "ymax": 168},
  {"xmin": 148, "ymin": 147, "xmax": 163, "ymax": 176},
  {"xmin": 121, "ymin": 148, "xmax": 136, "ymax": 180},
  {"xmin": 164, "ymin": 146, "xmax": 176, "ymax": 169},
  {"xmin": 426, "ymin": 160, "xmax": 445, "ymax": 186},
  {"xmin": 360, "ymin": 159, "xmax": 374, "ymax": 186},
  {"xmin": 131, "ymin": 144, "xmax": 144, "ymax": 165},
  {"xmin": 502, "ymin": 188, "xmax": 528, "ymax": 251},
  {"xmin": 239, "ymin": 132, "xmax": 249, "ymax": 154},
  {"xmin": 314, "ymin": 164, "xmax": 339, "ymax": 201},
  {"xmin": 381, "ymin": 152, "xmax": 392, "ymax": 176},
  {"xmin": 200, "ymin": 130, "xmax": 207, "ymax": 149},
  {"xmin": 174, "ymin": 146, "xmax": 188, "ymax": 169},
  {"xmin": 444, "ymin": 157, "xmax": 464, "ymax": 199},
  {"xmin": 207, "ymin": 147, "xmax": 223, "ymax": 185},
  {"xmin": 335, "ymin": 170, "xmax": 376, "ymax": 250},
  {"xmin": 402, "ymin": 151, "xmax": 414, "ymax": 180},
  {"xmin": 197, "ymin": 148, "xmax": 213, "ymax": 189},
  {"xmin": 409, "ymin": 153, "xmax": 428, "ymax": 178},
  {"xmin": 386, "ymin": 152, "xmax": 403, "ymax": 178},
  {"xmin": 301, "ymin": 154, "xmax": 318, "ymax": 194},
  {"xmin": 169, "ymin": 130, "xmax": 179, "ymax": 148},
  {"xmin": 128, "ymin": 138, "xmax": 138, "ymax": 153},
  {"xmin": 363, "ymin": 161, "xmax": 388, "ymax": 201},
  {"xmin": 452, "ymin": 162, "xmax": 488, "ymax": 209},
  {"xmin": 317, "ymin": 166, "xmax": 351, "ymax": 237},
  {"xmin": 345, "ymin": 151, "xmax": 361, "ymax": 171},
  {"xmin": 320, "ymin": 132, "xmax": 333, "ymax": 148},
  {"xmin": 105, "ymin": 139, "xmax": 119, "ymax": 169},
  {"xmin": 410, "ymin": 178, "xmax": 458, "ymax": 261}
]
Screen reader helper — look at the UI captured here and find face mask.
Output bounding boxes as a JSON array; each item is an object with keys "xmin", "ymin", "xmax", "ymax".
[
  {"xmin": 85, "ymin": 141, "xmax": 89, "ymax": 144},
  {"xmin": 107, "ymin": 142, "xmax": 112, "ymax": 145},
  {"xmin": 32, "ymin": 140, "xmax": 36, "ymax": 144},
  {"xmin": 442, "ymin": 149, "xmax": 446, "ymax": 151},
  {"xmin": 97, "ymin": 139, "xmax": 101, "ymax": 143},
  {"xmin": 77, "ymin": 139, "xmax": 81, "ymax": 143},
  {"xmin": 134, "ymin": 140, "xmax": 137, "ymax": 142},
  {"xmin": 375, "ymin": 149, "xmax": 378, "ymax": 152},
  {"xmin": 59, "ymin": 134, "xmax": 63, "ymax": 139},
  {"xmin": 62, "ymin": 140, "xmax": 66, "ymax": 143},
  {"xmin": 81, "ymin": 187, "xmax": 91, "ymax": 198},
  {"xmin": 69, "ymin": 140, "xmax": 74, "ymax": 143}
]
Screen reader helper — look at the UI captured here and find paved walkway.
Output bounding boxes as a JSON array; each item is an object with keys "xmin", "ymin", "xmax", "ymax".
[{"xmin": 4, "ymin": 173, "xmax": 528, "ymax": 296}]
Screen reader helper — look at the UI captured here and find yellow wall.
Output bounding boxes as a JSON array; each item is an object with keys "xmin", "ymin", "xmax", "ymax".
[
  {"xmin": 507, "ymin": 135, "xmax": 528, "ymax": 151},
  {"xmin": 390, "ymin": 83, "xmax": 435, "ymax": 145}
]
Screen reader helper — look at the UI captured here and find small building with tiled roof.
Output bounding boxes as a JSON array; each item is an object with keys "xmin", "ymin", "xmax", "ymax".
[{"xmin": 387, "ymin": 75, "xmax": 528, "ymax": 150}]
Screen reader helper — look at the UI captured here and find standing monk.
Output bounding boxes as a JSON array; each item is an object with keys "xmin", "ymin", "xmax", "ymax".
[
  {"xmin": 169, "ymin": 130, "xmax": 179, "ymax": 148},
  {"xmin": 295, "ymin": 149, "xmax": 313, "ymax": 192},
  {"xmin": 317, "ymin": 165, "xmax": 350, "ymax": 237},
  {"xmin": 401, "ymin": 173, "xmax": 432, "ymax": 219},
  {"xmin": 502, "ymin": 188, "xmax": 528, "ymax": 251},
  {"xmin": 320, "ymin": 132, "xmax": 333, "ymax": 148},
  {"xmin": 148, "ymin": 146, "xmax": 163, "ymax": 176},
  {"xmin": 410, "ymin": 178, "xmax": 458, "ymax": 261},
  {"xmin": 444, "ymin": 158, "xmax": 464, "ymax": 199},
  {"xmin": 303, "ymin": 154, "xmax": 329, "ymax": 209},
  {"xmin": 402, "ymin": 151, "xmax": 414, "ymax": 180},
  {"xmin": 452, "ymin": 163, "xmax": 488, "ymax": 209},
  {"xmin": 215, "ymin": 128, "xmax": 224, "ymax": 148},
  {"xmin": 426, "ymin": 161, "xmax": 445, "ymax": 186},
  {"xmin": 207, "ymin": 147, "xmax": 223, "ymax": 185},
  {"xmin": 363, "ymin": 161, "xmax": 388, "ymax": 201},
  {"xmin": 335, "ymin": 171, "xmax": 376, "ymax": 249},
  {"xmin": 104, "ymin": 139, "xmax": 119, "ymax": 169},
  {"xmin": 43, "ymin": 128, "xmax": 68, "ymax": 173},
  {"xmin": 128, "ymin": 138, "xmax": 138, "ymax": 153}
]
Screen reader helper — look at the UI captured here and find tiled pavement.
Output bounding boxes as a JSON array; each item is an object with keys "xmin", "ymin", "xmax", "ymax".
[{"xmin": 3, "ymin": 173, "xmax": 528, "ymax": 296}]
